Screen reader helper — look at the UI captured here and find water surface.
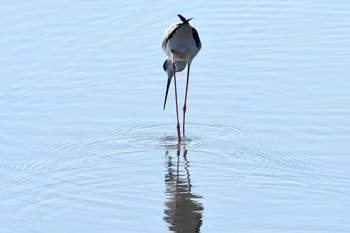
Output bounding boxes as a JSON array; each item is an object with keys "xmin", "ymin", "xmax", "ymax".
[{"xmin": 1, "ymin": 0, "xmax": 350, "ymax": 232}]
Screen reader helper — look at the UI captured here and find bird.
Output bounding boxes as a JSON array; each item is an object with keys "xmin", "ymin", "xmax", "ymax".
[{"xmin": 161, "ymin": 14, "xmax": 201, "ymax": 144}]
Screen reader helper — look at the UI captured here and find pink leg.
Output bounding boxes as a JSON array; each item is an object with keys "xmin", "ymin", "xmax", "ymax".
[
  {"xmin": 182, "ymin": 63, "xmax": 191, "ymax": 136},
  {"xmin": 171, "ymin": 52, "xmax": 181, "ymax": 144}
]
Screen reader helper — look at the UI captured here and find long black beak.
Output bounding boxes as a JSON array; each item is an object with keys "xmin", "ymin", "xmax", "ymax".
[{"xmin": 163, "ymin": 76, "xmax": 172, "ymax": 110}]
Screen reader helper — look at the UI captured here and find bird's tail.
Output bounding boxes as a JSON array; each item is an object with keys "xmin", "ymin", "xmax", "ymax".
[{"xmin": 163, "ymin": 76, "xmax": 172, "ymax": 110}]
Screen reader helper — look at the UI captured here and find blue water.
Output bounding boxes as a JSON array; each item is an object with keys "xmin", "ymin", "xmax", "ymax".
[{"xmin": 1, "ymin": 0, "xmax": 350, "ymax": 232}]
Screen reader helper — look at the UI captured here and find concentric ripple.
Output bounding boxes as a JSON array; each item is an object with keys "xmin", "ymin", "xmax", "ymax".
[{"xmin": 104, "ymin": 122, "xmax": 245, "ymax": 150}]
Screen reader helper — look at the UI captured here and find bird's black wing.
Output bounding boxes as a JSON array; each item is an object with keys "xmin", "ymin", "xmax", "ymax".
[
  {"xmin": 165, "ymin": 24, "xmax": 181, "ymax": 44},
  {"xmin": 192, "ymin": 28, "xmax": 201, "ymax": 47}
]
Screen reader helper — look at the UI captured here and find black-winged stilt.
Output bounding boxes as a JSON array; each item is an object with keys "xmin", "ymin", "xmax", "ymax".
[{"xmin": 161, "ymin": 14, "xmax": 201, "ymax": 144}]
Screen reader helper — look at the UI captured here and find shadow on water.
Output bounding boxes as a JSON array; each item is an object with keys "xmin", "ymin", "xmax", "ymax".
[{"xmin": 163, "ymin": 146, "xmax": 204, "ymax": 233}]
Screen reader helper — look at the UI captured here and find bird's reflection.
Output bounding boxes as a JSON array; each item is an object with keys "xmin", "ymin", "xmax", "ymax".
[{"xmin": 164, "ymin": 146, "xmax": 203, "ymax": 233}]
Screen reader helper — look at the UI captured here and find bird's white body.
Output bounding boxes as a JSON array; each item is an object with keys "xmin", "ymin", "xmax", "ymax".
[
  {"xmin": 160, "ymin": 14, "xmax": 201, "ymax": 144},
  {"xmin": 161, "ymin": 23, "xmax": 201, "ymax": 64}
]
